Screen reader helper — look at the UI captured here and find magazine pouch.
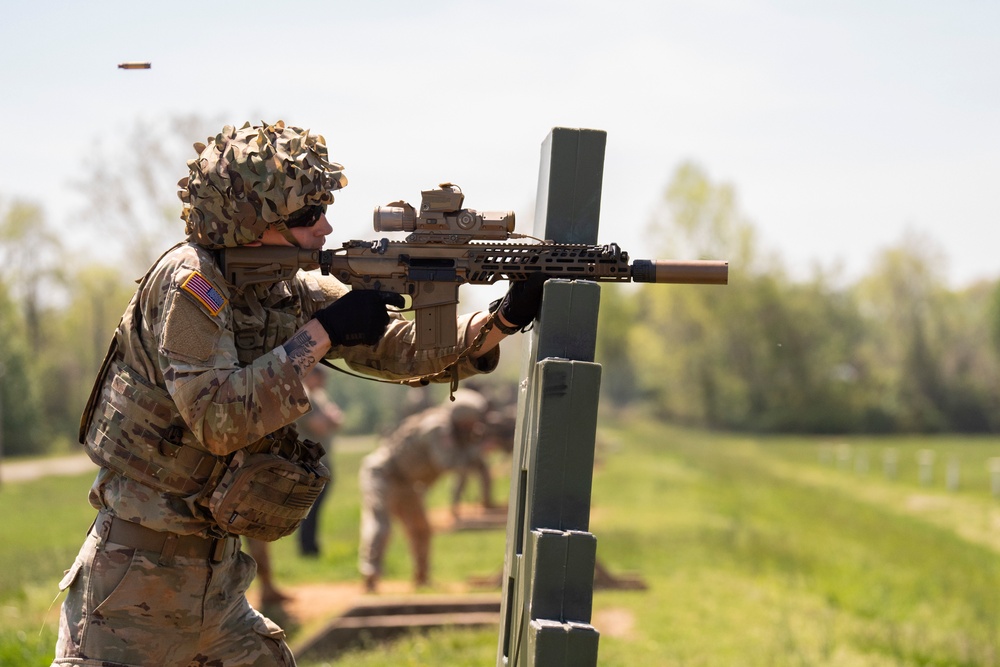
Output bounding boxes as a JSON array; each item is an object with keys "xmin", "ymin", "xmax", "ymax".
[{"xmin": 208, "ymin": 432, "xmax": 329, "ymax": 542}]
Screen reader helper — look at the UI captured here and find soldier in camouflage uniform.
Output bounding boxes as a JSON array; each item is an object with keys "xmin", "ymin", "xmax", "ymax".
[
  {"xmin": 53, "ymin": 121, "xmax": 543, "ymax": 666},
  {"xmin": 358, "ymin": 388, "xmax": 508, "ymax": 592}
]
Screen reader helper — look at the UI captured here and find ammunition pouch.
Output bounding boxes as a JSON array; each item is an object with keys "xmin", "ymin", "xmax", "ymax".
[{"xmin": 208, "ymin": 434, "xmax": 330, "ymax": 542}]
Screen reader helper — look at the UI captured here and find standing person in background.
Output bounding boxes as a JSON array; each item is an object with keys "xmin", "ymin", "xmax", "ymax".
[{"xmin": 297, "ymin": 367, "xmax": 343, "ymax": 557}]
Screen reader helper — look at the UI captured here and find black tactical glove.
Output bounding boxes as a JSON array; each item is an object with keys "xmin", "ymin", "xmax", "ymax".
[
  {"xmin": 490, "ymin": 273, "xmax": 546, "ymax": 333},
  {"xmin": 313, "ymin": 290, "xmax": 406, "ymax": 347}
]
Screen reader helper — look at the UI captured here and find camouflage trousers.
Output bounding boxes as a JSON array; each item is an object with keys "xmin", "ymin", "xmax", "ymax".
[
  {"xmin": 53, "ymin": 518, "xmax": 294, "ymax": 666},
  {"xmin": 357, "ymin": 458, "xmax": 432, "ymax": 585}
]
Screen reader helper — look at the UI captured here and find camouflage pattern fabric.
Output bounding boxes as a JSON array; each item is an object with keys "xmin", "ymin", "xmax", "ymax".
[
  {"xmin": 358, "ymin": 391, "xmax": 489, "ymax": 583},
  {"xmin": 83, "ymin": 357, "xmax": 221, "ymax": 497},
  {"xmin": 358, "ymin": 456, "xmax": 433, "ymax": 584},
  {"xmin": 178, "ymin": 120, "xmax": 348, "ymax": 249},
  {"xmin": 207, "ymin": 446, "xmax": 330, "ymax": 542},
  {"xmin": 54, "ymin": 525, "xmax": 293, "ymax": 666}
]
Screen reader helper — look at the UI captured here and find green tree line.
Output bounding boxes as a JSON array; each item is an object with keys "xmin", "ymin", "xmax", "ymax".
[
  {"xmin": 2, "ymin": 157, "xmax": 999, "ymax": 458},
  {"xmin": 599, "ymin": 162, "xmax": 1000, "ymax": 434}
]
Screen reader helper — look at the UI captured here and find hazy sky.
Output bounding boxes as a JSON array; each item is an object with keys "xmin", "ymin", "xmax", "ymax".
[{"xmin": 2, "ymin": 0, "xmax": 997, "ymax": 287}]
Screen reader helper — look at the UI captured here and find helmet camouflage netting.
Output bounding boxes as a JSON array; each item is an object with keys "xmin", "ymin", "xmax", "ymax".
[{"xmin": 178, "ymin": 120, "xmax": 347, "ymax": 248}]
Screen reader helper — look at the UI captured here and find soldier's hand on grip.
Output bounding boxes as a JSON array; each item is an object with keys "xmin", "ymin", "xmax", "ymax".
[
  {"xmin": 314, "ymin": 290, "xmax": 406, "ymax": 347},
  {"xmin": 492, "ymin": 273, "xmax": 546, "ymax": 331}
]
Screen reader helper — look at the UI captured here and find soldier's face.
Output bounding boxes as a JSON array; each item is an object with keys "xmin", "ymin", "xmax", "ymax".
[{"xmin": 258, "ymin": 212, "xmax": 333, "ymax": 249}]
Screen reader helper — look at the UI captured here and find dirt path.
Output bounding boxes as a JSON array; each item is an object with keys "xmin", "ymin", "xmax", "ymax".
[
  {"xmin": 260, "ymin": 580, "xmax": 635, "ymax": 645},
  {"xmin": 1, "ymin": 435, "xmax": 379, "ymax": 485},
  {"xmin": 1, "ymin": 453, "xmax": 95, "ymax": 483}
]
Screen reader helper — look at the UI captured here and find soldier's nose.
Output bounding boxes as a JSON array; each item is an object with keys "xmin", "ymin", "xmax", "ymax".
[{"xmin": 314, "ymin": 215, "xmax": 333, "ymax": 237}]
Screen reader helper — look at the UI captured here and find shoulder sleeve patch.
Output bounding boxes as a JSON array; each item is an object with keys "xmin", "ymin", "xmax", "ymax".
[
  {"xmin": 180, "ymin": 271, "xmax": 227, "ymax": 316},
  {"xmin": 161, "ymin": 293, "xmax": 223, "ymax": 363}
]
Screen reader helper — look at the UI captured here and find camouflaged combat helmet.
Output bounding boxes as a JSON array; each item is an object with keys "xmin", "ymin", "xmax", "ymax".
[{"xmin": 178, "ymin": 120, "xmax": 348, "ymax": 248}]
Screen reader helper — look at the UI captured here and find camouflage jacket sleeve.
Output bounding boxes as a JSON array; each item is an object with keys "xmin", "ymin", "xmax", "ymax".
[
  {"xmin": 142, "ymin": 245, "xmax": 310, "ymax": 456},
  {"xmin": 295, "ymin": 271, "xmax": 500, "ymax": 381}
]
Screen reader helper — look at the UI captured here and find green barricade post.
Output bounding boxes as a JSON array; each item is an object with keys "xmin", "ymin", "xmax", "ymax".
[{"xmin": 497, "ymin": 127, "xmax": 607, "ymax": 667}]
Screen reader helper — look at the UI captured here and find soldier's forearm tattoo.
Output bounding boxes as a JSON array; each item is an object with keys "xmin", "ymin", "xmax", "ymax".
[{"xmin": 284, "ymin": 330, "xmax": 319, "ymax": 377}]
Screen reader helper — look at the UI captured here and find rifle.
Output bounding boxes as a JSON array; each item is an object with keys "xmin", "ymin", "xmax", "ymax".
[{"xmin": 219, "ymin": 183, "xmax": 728, "ymax": 351}]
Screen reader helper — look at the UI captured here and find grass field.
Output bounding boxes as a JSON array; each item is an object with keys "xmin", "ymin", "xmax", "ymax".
[{"xmin": 3, "ymin": 420, "xmax": 1000, "ymax": 666}]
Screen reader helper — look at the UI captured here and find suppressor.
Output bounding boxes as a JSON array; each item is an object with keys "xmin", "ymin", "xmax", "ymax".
[{"xmin": 631, "ymin": 259, "xmax": 729, "ymax": 285}]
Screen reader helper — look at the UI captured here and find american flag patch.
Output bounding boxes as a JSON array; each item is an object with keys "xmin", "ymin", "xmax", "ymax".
[{"xmin": 181, "ymin": 271, "xmax": 227, "ymax": 316}]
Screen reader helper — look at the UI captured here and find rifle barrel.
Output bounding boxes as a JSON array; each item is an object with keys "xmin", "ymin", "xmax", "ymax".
[{"xmin": 631, "ymin": 259, "xmax": 729, "ymax": 285}]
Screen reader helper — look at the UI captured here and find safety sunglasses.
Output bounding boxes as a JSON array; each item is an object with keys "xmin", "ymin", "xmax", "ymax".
[{"xmin": 285, "ymin": 204, "xmax": 328, "ymax": 228}]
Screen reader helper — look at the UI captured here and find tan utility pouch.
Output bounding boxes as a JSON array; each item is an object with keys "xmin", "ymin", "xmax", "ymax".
[
  {"xmin": 208, "ymin": 437, "xmax": 330, "ymax": 542},
  {"xmin": 83, "ymin": 358, "xmax": 221, "ymax": 496}
]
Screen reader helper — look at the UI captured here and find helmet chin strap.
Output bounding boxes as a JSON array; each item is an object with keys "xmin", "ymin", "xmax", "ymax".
[{"xmin": 269, "ymin": 220, "xmax": 300, "ymax": 246}]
